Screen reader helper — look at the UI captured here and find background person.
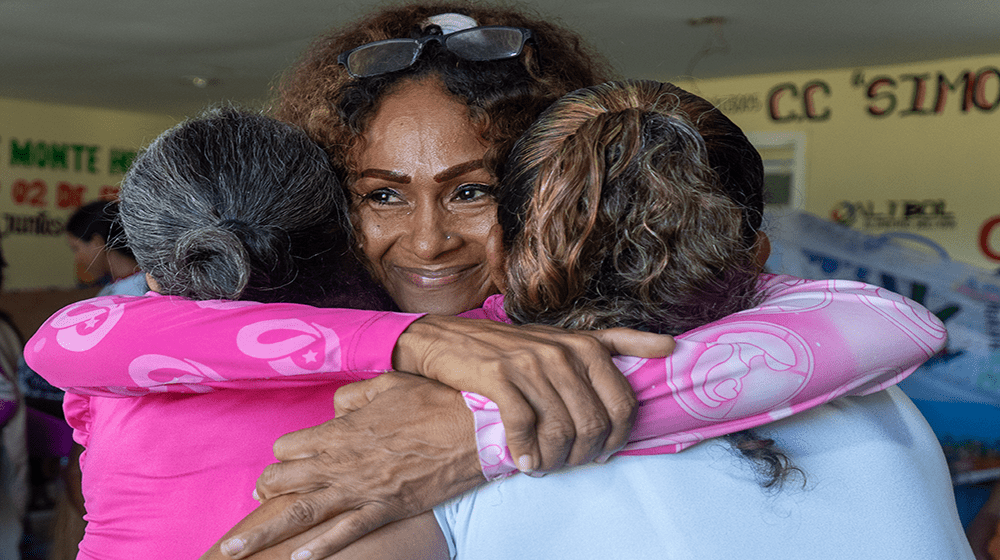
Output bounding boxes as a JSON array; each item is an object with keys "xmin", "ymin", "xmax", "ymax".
[
  {"xmin": 17, "ymin": 200, "xmax": 148, "ymax": 560},
  {"xmin": 65, "ymin": 200, "xmax": 146, "ymax": 295}
]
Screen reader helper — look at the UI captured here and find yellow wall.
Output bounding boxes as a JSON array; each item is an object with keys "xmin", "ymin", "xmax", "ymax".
[
  {"xmin": 0, "ymin": 98, "xmax": 177, "ymax": 290},
  {"xmin": 2, "ymin": 53, "xmax": 998, "ymax": 289},
  {"xmin": 672, "ymin": 53, "xmax": 999, "ymax": 270}
]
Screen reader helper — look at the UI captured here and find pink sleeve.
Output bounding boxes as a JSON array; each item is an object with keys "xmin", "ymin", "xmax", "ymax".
[
  {"xmin": 24, "ymin": 294, "xmax": 424, "ymax": 397},
  {"xmin": 465, "ymin": 274, "xmax": 947, "ymax": 480}
]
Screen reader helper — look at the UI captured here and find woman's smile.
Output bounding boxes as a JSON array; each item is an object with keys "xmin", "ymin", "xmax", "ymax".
[{"xmin": 394, "ymin": 264, "xmax": 481, "ymax": 288}]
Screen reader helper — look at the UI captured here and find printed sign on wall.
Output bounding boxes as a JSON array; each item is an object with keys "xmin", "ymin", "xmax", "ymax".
[{"xmin": 0, "ymin": 99, "xmax": 176, "ymax": 289}]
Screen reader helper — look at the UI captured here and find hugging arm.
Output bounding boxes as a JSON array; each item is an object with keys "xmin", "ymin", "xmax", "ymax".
[
  {"xmin": 464, "ymin": 275, "xmax": 947, "ymax": 476},
  {"xmin": 219, "ymin": 274, "xmax": 946, "ymax": 559},
  {"xmin": 25, "ymin": 292, "xmax": 660, "ymax": 475},
  {"xmin": 23, "ymin": 295, "xmax": 420, "ymax": 395}
]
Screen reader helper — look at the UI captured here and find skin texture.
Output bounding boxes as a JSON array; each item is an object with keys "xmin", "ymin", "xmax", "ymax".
[
  {"xmin": 350, "ymin": 78, "xmax": 499, "ymax": 316},
  {"xmin": 67, "ymin": 233, "xmax": 108, "ymax": 278}
]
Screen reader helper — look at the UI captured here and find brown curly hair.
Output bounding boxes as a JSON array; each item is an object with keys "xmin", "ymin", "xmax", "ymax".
[
  {"xmin": 275, "ymin": 1, "xmax": 614, "ymax": 183},
  {"xmin": 498, "ymin": 79, "xmax": 801, "ymax": 489},
  {"xmin": 499, "ymin": 80, "xmax": 765, "ymax": 335}
]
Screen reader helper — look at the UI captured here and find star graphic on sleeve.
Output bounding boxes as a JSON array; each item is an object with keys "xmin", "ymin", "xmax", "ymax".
[{"xmin": 302, "ymin": 350, "xmax": 319, "ymax": 363}]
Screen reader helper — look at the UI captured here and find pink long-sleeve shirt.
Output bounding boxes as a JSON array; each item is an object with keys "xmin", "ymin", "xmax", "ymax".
[{"xmin": 24, "ymin": 274, "xmax": 946, "ymax": 559}]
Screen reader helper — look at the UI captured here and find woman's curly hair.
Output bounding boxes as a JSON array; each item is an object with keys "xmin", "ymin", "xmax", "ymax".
[
  {"xmin": 275, "ymin": 1, "xmax": 614, "ymax": 183},
  {"xmin": 499, "ymin": 80, "xmax": 764, "ymax": 334},
  {"xmin": 498, "ymin": 79, "xmax": 800, "ymax": 489}
]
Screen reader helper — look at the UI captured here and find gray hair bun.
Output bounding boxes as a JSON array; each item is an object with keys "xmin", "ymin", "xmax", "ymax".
[{"xmin": 119, "ymin": 107, "xmax": 351, "ymax": 304}]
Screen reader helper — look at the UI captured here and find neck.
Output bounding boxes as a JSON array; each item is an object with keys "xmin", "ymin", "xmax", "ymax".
[{"xmin": 106, "ymin": 251, "xmax": 139, "ymax": 281}]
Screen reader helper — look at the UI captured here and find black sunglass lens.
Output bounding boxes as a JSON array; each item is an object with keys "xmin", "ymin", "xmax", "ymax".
[
  {"xmin": 347, "ymin": 40, "xmax": 421, "ymax": 77},
  {"xmin": 446, "ymin": 28, "xmax": 526, "ymax": 61}
]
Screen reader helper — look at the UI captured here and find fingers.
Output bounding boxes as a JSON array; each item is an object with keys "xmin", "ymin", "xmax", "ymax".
[
  {"xmin": 495, "ymin": 384, "xmax": 574, "ymax": 474},
  {"xmin": 255, "ymin": 455, "xmax": 339, "ymax": 502},
  {"xmin": 501, "ymin": 337, "xmax": 614, "ymax": 471},
  {"xmin": 583, "ymin": 348, "xmax": 638, "ymax": 459},
  {"xmin": 333, "ymin": 373, "xmax": 407, "ymax": 418},
  {"xmin": 542, "ymin": 337, "xmax": 616, "ymax": 467},
  {"xmin": 587, "ymin": 328, "xmax": 676, "ymax": 358},
  {"xmin": 220, "ymin": 491, "xmax": 355, "ymax": 559},
  {"xmin": 480, "ymin": 328, "xmax": 623, "ymax": 471},
  {"xmin": 547, "ymin": 347, "xmax": 611, "ymax": 467},
  {"xmin": 393, "ymin": 316, "xmax": 646, "ymax": 476},
  {"xmin": 293, "ymin": 506, "xmax": 395, "ymax": 560},
  {"xmin": 272, "ymin": 422, "xmax": 331, "ymax": 462},
  {"xmin": 333, "ymin": 380, "xmax": 376, "ymax": 418}
]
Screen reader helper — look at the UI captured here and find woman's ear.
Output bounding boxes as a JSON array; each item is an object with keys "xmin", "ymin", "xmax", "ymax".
[
  {"xmin": 753, "ymin": 231, "xmax": 771, "ymax": 272},
  {"xmin": 144, "ymin": 273, "xmax": 161, "ymax": 293}
]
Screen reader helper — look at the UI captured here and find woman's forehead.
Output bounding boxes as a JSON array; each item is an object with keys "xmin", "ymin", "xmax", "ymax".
[{"xmin": 357, "ymin": 80, "xmax": 488, "ymax": 172}]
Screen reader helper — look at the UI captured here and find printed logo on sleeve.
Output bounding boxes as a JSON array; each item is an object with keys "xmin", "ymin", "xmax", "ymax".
[
  {"xmin": 668, "ymin": 322, "xmax": 814, "ymax": 421},
  {"xmin": 50, "ymin": 298, "xmax": 126, "ymax": 352},
  {"xmin": 236, "ymin": 318, "xmax": 342, "ymax": 375},
  {"xmin": 127, "ymin": 354, "xmax": 226, "ymax": 394}
]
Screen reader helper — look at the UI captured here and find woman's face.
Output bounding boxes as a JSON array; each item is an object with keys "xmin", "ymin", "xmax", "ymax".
[
  {"xmin": 350, "ymin": 79, "xmax": 500, "ymax": 315},
  {"xmin": 67, "ymin": 234, "xmax": 108, "ymax": 277}
]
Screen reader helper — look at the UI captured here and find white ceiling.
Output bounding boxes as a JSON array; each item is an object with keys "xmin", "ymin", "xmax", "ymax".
[{"xmin": 2, "ymin": 0, "xmax": 999, "ymax": 118}]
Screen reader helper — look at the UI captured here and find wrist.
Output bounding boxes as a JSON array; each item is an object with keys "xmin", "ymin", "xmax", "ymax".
[
  {"xmin": 461, "ymin": 392, "xmax": 518, "ymax": 481},
  {"xmin": 391, "ymin": 316, "xmax": 437, "ymax": 376},
  {"xmin": 437, "ymin": 387, "xmax": 491, "ymax": 497},
  {"xmin": 392, "ymin": 315, "xmax": 469, "ymax": 382}
]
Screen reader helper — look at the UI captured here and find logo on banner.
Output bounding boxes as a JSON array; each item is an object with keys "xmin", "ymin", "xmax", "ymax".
[{"xmin": 830, "ymin": 200, "xmax": 956, "ymax": 230}]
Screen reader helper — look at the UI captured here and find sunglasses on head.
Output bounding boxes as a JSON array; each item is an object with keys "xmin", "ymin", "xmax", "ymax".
[{"xmin": 337, "ymin": 26, "xmax": 535, "ymax": 79}]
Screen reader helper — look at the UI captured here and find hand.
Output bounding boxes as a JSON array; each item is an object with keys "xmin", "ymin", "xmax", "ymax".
[
  {"xmin": 219, "ymin": 373, "xmax": 483, "ymax": 560},
  {"xmin": 393, "ymin": 315, "xmax": 675, "ymax": 471}
]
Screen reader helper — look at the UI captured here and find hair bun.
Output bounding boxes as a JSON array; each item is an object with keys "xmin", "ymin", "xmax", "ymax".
[{"xmin": 170, "ymin": 226, "xmax": 250, "ymax": 300}]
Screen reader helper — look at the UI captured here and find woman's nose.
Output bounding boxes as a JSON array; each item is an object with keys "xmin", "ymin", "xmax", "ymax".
[{"xmin": 406, "ymin": 204, "xmax": 462, "ymax": 260}]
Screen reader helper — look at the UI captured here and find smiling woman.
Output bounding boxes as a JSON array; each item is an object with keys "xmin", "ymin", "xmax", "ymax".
[{"xmin": 350, "ymin": 79, "xmax": 498, "ymax": 315}]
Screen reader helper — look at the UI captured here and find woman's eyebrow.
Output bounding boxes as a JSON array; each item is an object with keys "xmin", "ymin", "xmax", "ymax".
[
  {"xmin": 359, "ymin": 169, "xmax": 411, "ymax": 184},
  {"xmin": 434, "ymin": 159, "xmax": 484, "ymax": 183}
]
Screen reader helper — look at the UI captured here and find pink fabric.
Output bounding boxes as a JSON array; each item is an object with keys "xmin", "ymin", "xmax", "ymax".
[
  {"xmin": 26, "ymin": 295, "xmax": 422, "ymax": 559},
  {"xmin": 461, "ymin": 275, "xmax": 947, "ymax": 480},
  {"xmin": 61, "ymin": 388, "xmax": 344, "ymax": 558},
  {"xmin": 28, "ymin": 294, "xmax": 422, "ymax": 396},
  {"xmin": 22, "ymin": 274, "xmax": 946, "ymax": 557}
]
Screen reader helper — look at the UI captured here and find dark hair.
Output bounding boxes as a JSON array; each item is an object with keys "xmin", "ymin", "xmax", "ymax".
[
  {"xmin": 276, "ymin": 1, "xmax": 613, "ymax": 182},
  {"xmin": 66, "ymin": 200, "xmax": 135, "ymax": 261},
  {"xmin": 119, "ymin": 107, "xmax": 384, "ymax": 307},
  {"xmin": 499, "ymin": 79, "xmax": 798, "ymax": 489}
]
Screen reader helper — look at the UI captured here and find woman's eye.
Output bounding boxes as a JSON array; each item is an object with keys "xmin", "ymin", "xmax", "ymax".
[
  {"xmin": 360, "ymin": 189, "xmax": 403, "ymax": 205},
  {"xmin": 454, "ymin": 184, "xmax": 492, "ymax": 202}
]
